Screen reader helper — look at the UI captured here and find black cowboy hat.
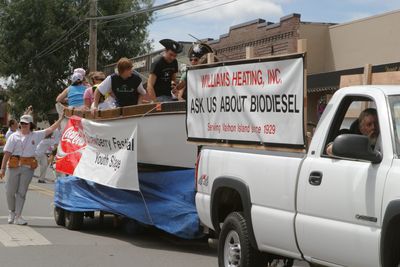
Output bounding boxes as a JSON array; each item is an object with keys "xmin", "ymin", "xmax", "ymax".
[
  {"xmin": 159, "ymin": 39, "xmax": 183, "ymax": 54},
  {"xmin": 188, "ymin": 43, "xmax": 214, "ymax": 59}
]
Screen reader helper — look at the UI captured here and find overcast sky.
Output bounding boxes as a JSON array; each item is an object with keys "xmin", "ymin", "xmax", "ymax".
[{"xmin": 148, "ymin": 0, "xmax": 400, "ymax": 50}]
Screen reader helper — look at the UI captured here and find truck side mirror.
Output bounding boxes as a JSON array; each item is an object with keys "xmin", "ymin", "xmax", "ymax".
[{"xmin": 332, "ymin": 134, "xmax": 382, "ymax": 164}]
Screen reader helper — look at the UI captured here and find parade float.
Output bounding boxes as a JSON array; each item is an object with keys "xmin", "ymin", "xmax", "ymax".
[
  {"xmin": 53, "ymin": 101, "xmax": 202, "ymax": 239},
  {"xmin": 59, "ymin": 101, "xmax": 196, "ymax": 169}
]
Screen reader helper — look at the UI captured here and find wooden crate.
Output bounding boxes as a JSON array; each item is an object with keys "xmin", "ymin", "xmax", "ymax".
[
  {"xmin": 63, "ymin": 103, "xmax": 185, "ymax": 120},
  {"xmin": 72, "ymin": 109, "xmax": 85, "ymax": 117},
  {"xmin": 121, "ymin": 104, "xmax": 157, "ymax": 117},
  {"xmin": 159, "ymin": 101, "xmax": 186, "ymax": 113},
  {"xmin": 98, "ymin": 108, "xmax": 122, "ymax": 119},
  {"xmin": 83, "ymin": 110, "xmax": 95, "ymax": 120}
]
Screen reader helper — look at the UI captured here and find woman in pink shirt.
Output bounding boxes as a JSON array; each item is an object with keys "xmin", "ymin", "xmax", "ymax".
[{"xmin": 83, "ymin": 72, "xmax": 106, "ymax": 109}]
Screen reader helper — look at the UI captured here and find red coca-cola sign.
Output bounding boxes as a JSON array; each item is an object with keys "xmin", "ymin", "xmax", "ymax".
[
  {"xmin": 56, "ymin": 116, "xmax": 87, "ymax": 175},
  {"xmin": 61, "ymin": 118, "xmax": 87, "ymax": 153}
]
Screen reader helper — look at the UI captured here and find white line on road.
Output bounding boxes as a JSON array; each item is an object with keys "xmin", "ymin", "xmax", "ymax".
[
  {"xmin": 0, "ymin": 216, "xmax": 54, "ymax": 220},
  {"xmin": 0, "ymin": 224, "xmax": 52, "ymax": 247}
]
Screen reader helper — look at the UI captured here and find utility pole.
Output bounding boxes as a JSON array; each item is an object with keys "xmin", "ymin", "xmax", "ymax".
[{"xmin": 88, "ymin": 0, "xmax": 97, "ymax": 72}]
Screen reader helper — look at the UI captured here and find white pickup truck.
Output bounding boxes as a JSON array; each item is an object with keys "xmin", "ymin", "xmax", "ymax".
[{"xmin": 195, "ymin": 85, "xmax": 400, "ymax": 267}]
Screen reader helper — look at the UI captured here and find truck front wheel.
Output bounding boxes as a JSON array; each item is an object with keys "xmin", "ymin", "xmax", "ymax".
[{"xmin": 218, "ymin": 212, "xmax": 268, "ymax": 267}]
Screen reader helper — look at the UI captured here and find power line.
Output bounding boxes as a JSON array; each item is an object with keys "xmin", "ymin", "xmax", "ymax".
[
  {"xmin": 100, "ymin": 0, "xmax": 238, "ymax": 29},
  {"xmin": 155, "ymin": 0, "xmax": 217, "ymax": 19},
  {"xmin": 157, "ymin": 0, "xmax": 239, "ymax": 22},
  {"xmin": 36, "ymin": 30, "xmax": 88, "ymax": 59},
  {"xmin": 57, "ymin": 0, "xmax": 91, "ymax": 30},
  {"xmin": 34, "ymin": 20, "xmax": 85, "ymax": 59},
  {"xmin": 34, "ymin": 1, "xmax": 91, "ymax": 59},
  {"xmin": 89, "ymin": 0, "xmax": 194, "ymax": 21},
  {"xmin": 96, "ymin": 0, "xmax": 194, "ymax": 26},
  {"xmin": 35, "ymin": 0, "xmax": 193, "ymax": 60},
  {"xmin": 96, "ymin": 0, "xmax": 190, "ymax": 26},
  {"xmin": 35, "ymin": 0, "xmax": 233, "ymax": 63}
]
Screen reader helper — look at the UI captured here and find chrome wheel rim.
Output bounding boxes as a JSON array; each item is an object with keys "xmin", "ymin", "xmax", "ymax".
[{"xmin": 224, "ymin": 230, "xmax": 241, "ymax": 267}]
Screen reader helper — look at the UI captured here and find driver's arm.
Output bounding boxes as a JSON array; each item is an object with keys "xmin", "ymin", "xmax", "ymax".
[{"xmin": 326, "ymin": 142, "xmax": 334, "ymax": 156}]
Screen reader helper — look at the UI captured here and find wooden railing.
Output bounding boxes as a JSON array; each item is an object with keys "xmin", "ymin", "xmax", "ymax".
[{"xmin": 63, "ymin": 101, "xmax": 186, "ymax": 120}]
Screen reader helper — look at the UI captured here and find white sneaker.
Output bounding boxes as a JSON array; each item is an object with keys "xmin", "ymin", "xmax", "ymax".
[
  {"xmin": 14, "ymin": 216, "xmax": 27, "ymax": 225},
  {"xmin": 7, "ymin": 212, "xmax": 15, "ymax": 224}
]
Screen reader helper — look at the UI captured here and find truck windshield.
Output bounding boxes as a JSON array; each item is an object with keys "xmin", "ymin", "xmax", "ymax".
[{"xmin": 389, "ymin": 95, "xmax": 400, "ymax": 155}]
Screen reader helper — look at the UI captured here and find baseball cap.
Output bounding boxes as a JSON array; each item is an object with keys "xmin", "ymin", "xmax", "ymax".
[
  {"xmin": 20, "ymin": 115, "xmax": 33, "ymax": 124},
  {"xmin": 71, "ymin": 72, "xmax": 83, "ymax": 83}
]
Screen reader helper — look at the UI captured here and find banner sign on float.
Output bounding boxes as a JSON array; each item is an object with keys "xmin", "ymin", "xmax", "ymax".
[
  {"xmin": 56, "ymin": 116, "xmax": 139, "ymax": 191},
  {"xmin": 186, "ymin": 55, "xmax": 305, "ymax": 147}
]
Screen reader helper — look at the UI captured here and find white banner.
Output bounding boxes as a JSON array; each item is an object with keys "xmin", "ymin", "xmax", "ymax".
[
  {"xmin": 56, "ymin": 116, "xmax": 139, "ymax": 191},
  {"xmin": 186, "ymin": 56, "xmax": 305, "ymax": 146}
]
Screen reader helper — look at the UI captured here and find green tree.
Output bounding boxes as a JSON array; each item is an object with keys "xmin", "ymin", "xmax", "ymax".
[{"xmin": 0, "ymin": 0, "xmax": 153, "ymax": 119}]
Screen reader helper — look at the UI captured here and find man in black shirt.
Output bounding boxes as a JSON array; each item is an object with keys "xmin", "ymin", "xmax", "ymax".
[
  {"xmin": 92, "ymin": 58, "xmax": 153, "ymax": 111},
  {"xmin": 147, "ymin": 39, "xmax": 182, "ymax": 102}
]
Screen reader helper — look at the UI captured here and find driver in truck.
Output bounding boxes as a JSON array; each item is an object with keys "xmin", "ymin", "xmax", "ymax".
[{"xmin": 326, "ymin": 108, "xmax": 380, "ymax": 156}]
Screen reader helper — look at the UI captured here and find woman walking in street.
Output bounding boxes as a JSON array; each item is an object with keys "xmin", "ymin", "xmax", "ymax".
[{"xmin": 0, "ymin": 114, "xmax": 63, "ymax": 225}]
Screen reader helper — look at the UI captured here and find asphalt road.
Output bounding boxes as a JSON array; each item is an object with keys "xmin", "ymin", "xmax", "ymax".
[{"xmin": 0, "ymin": 175, "xmax": 309, "ymax": 267}]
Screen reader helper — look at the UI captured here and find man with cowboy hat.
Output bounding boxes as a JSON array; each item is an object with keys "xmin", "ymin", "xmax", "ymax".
[
  {"xmin": 174, "ymin": 42, "xmax": 214, "ymax": 100},
  {"xmin": 147, "ymin": 39, "xmax": 183, "ymax": 102}
]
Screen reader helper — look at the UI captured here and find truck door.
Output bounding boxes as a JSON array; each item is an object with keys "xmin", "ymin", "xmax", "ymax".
[{"xmin": 296, "ymin": 94, "xmax": 392, "ymax": 267}]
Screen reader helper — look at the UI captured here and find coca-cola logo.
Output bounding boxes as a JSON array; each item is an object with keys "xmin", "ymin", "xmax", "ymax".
[
  {"xmin": 60, "ymin": 125, "xmax": 87, "ymax": 154},
  {"xmin": 57, "ymin": 116, "xmax": 86, "ymax": 174},
  {"xmin": 62, "ymin": 127, "xmax": 86, "ymax": 147}
]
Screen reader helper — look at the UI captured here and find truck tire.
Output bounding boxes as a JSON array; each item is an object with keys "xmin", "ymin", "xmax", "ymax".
[
  {"xmin": 54, "ymin": 207, "xmax": 65, "ymax": 226},
  {"xmin": 218, "ymin": 212, "xmax": 267, "ymax": 267},
  {"xmin": 384, "ymin": 229, "xmax": 400, "ymax": 267},
  {"xmin": 65, "ymin": 211, "xmax": 84, "ymax": 230}
]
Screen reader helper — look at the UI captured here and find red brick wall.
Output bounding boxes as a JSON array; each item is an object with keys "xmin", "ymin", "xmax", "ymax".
[{"xmin": 208, "ymin": 14, "xmax": 301, "ymax": 61}]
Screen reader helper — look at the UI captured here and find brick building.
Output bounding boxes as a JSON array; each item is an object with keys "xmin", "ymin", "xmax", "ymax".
[
  {"xmin": 208, "ymin": 14, "xmax": 303, "ymax": 61},
  {"xmin": 102, "ymin": 10, "xmax": 400, "ymax": 125},
  {"xmin": 207, "ymin": 11, "xmax": 400, "ymax": 124}
]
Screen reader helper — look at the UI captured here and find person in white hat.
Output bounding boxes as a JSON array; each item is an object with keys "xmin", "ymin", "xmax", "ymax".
[
  {"xmin": 73, "ymin": 68, "xmax": 90, "ymax": 87},
  {"xmin": 56, "ymin": 72, "xmax": 86, "ymax": 108},
  {"xmin": 0, "ymin": 113, "xmax": 63, "ymax": 225},
  {"xmin": 73, "ymin": 68, "xmax": 86, "ymax": 77}
]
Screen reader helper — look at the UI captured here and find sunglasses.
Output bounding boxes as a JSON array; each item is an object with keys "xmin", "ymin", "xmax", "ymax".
[
  {"xmin": 20, "ymin": 122, "xmax": 29, "ymax": 125},
  {"xmin": 190, "ymin": 58, "xmax": 199, "ymax": 62}
]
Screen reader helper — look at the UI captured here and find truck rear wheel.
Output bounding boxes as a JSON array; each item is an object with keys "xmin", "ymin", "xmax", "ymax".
[
  {"xmin": 218, "ymin": 212, "xmax": 267, "ymax": 267},
  {"xmin": 65, "ymin": 211, "xmax": 84, "ymax": 230},
  {"xmin": 54, "ymin": 207, "xmax": 65, "ymax": 226}
]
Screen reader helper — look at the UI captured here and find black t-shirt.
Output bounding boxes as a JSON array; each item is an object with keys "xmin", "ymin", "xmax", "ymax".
[
  {"xmin": 150, "ymin": 56, "xmax": 178, "ymax": 97},
  {"xmin": 111, "ymin": 73, "xmax": 142, "ymax": 107}
]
